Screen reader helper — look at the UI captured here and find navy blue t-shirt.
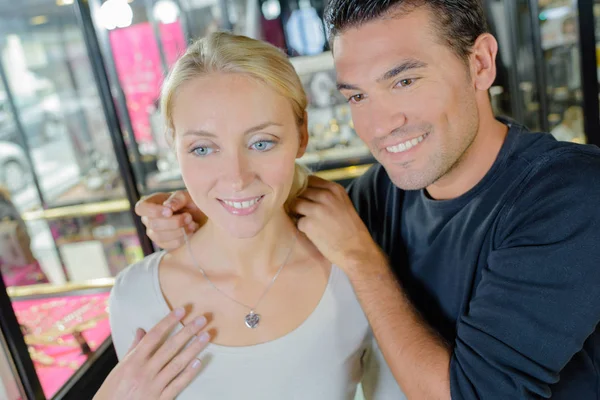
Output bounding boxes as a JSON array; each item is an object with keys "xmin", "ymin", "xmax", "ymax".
[{"xmin": 347, "ymin": 123, "xmax": 600, "ymax": 399}]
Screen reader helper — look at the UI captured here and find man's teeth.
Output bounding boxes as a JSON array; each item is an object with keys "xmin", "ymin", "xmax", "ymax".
[
  {"xmin": 222, "ymin": 197, "xmax": 261, "ymax": 209},
  {"xmin": 386, "ymin": 133, "xmax": 426, "ymax": 153}
]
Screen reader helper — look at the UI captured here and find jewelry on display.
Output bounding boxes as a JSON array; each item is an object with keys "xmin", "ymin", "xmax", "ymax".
[
  {"xmin": 28, "ymin": 347, "xmax": 54, "ymax": 365},
  {"xmin": 183, "ymin": 228, "xmax": 297, "ymax": 329},
  {"xmin": 19, "ymin": 296, "xmax": 109, "ymax": 341},
  {"xmin": 25, "ymin": 335, "xmax": 79, "ymax": 347}
]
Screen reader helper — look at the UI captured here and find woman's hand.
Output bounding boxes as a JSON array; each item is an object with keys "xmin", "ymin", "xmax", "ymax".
[
  {"xmin": 135, "ymin": 190, "xmax": 205, "ymax": 249},
  {"xmin": 94, "ymin": 308, "xmax": 210, "ymax": 400}
]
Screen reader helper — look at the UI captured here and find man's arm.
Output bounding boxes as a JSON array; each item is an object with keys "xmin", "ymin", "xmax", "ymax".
[
  {"xmin": 347, "ymin": 248, "xmax": 451, "ymax": 399},
  {"xmin": 294, "ymin": 175, "xmax": 452, "ymax": 398},
  {"xmin": 293, "ymin": 151, "xmax": 600, "ymax": 399}
]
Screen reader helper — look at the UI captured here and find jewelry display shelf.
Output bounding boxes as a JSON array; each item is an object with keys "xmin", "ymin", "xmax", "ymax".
[{"xmin": 11, "ymin": 291, "xmax": 111, "ymax": 399}]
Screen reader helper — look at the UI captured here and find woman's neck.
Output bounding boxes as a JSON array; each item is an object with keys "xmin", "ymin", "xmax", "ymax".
[{"xmin": 189, "ymin": 211, "xmax": 298, "ymax": 279}]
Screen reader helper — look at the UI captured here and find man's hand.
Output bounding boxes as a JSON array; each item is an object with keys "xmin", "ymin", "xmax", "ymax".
[
  {"xmin": 291, "ymin": 176, "xmax": 382, "ymax": 271},
  {"xmin": 135, "ymin": 190, "xmax": 205, "ymax": 249},
  {"xmin": 94, "ymin": 308, "xmax": 210, "ymax": 400}
]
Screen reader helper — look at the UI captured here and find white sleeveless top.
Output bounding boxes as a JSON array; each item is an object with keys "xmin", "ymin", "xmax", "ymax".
[{"xmin": 109, "ymin": 252, "xmax": 406, "ymax": 400}]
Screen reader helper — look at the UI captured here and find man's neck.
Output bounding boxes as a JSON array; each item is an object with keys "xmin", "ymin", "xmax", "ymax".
[{"xmin": 426, "ymin": 116, "xmax": 509, "ymax": 201}]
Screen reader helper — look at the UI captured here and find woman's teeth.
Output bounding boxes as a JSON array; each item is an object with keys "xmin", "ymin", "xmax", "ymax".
[
  {"xmin": 386, "ymin": 133, "xmax": 427, "ymax": 153},
  {"xmin": 222, "ymin": 197, "xmax": 261, "ymax": 209}
]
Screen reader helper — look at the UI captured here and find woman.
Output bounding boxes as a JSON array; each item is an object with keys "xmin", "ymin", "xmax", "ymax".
[{"xmin": 104, "ymin": 32, "xmax": 404, "ymax": 399}]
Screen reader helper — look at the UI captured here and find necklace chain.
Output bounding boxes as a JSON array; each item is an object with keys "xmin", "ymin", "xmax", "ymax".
[{"xmin": 182, "ymin": 227, "xmax": 297, "ymax": 313}]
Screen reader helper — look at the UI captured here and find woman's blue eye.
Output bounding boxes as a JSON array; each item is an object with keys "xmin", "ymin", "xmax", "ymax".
[
  {"xmin": 192, "ymin": 147, "xmax": 213, "ymax": 156},
  {"xmin": 251, "ymin": 140, "xmax": 275, "ymax": 151}
]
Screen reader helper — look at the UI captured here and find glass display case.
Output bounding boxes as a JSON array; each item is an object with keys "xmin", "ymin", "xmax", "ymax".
[
  {"xmin": 537, "ymin": 0, "xmax": 586, "ymax": 142},
  {"xmin": 0, "ymin": 0, "xmax": 143, "ymax": 397},
  {"xmin": 489, "ymin": 0, "xmax": 599, "ymax": 145},
  {"xmin": 89, "ymin": 0, "xmax": 375, "ymax": 195}
]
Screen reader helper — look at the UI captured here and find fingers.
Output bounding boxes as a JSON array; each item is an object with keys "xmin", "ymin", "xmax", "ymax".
[
  {"xmin": 142, "ymin": 213, "xmax": 194, "ymax": 232},
  {"xmin": 132, "ymin": 308, "xmax": 186, "ymax": 361},
  {"xmin": 155, "ymin": 327, "xmax": 210, "ymax": 392},
  {"xmin": 142, "ymin": 213, "xmax": 197, "ymax": 250},
  {"xmin": 147, "ymin": 315, "xmax": 208, "ymax": 378},
  {"xmin": 290, "ymin": 197, "xmax": 315, "ymax": 217},
  {"xmin": 155, "ymin": 237, "xmax": 186, "ymax": 251},
  {"xmin": 296, "ymin": 214, "xmax": 311, "ymax": 235},
  {"xmin": 160, "ymin": 358, "xmax": 204, "ymax": 400},
  {"xmin": 145, "ymin": 225, "xmax": 197, "ymax": 251},
  {"xmin": 135, "ymin": 193, "xmax": 173, "ymax": 219},
  {"xmin": 297, "ymin": 187, "xmax": 332, "ymax": 203},
  {"xmin": 145, "ymin": 225, "xmax": 194, "ymax": 243},
  {"xmin": 307, "ymin": 175, "xmax": 333, "ymax": 188},
  {"xmin": 163, "ymin": 190, "xmax": 192, "ymax": 212},
  {"xmin": 126, "ymin": 328, "xmax": 146, "ymax": 355}
]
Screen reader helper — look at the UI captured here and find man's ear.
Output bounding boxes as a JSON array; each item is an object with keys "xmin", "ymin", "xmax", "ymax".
[{"xmin": 469, "ymin": 33, "xmax": 498, "ymax": 92}]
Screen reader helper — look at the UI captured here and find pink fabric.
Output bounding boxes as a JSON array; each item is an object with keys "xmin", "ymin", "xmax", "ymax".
[
  {"xmin": 12, "ymin": 293, "xmax": 111, "ymax": 398},
  {"xmin": 159, "ymin": 22, "xmax": 187, "ymax": 67},
  {"xmin": 109, "ymin": 21, "xmax": 186, "ymax": 145},
  {"xmin": 109, "ymin": 23, "xmax": 163, "ymax": 144}
]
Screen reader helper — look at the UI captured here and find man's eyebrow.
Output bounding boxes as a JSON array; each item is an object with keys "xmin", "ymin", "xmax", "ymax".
[
  {"xmin": 336, "ymin": 59, "xmax": 427, "ymax": 91},
  {"xmin": 377, "ymin": 59, "xmax": 427, "ymax": 82},
  {"xmin": 336, "ymin": 82, "xmax": 361, "ymax": 91}
]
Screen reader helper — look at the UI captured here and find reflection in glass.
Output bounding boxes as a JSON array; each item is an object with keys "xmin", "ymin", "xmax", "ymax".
[
  {"xmin": 0, "ymin": 13, "xmax": 126, "ymax": 206},
  {"xmin": 92, "ymin": 0, "xmax": 373, "ymax": 195},
  {"xmin": 538, "ymin": 0, "xmax": 586, "ymax": 143},
  {"xmin": 0, "ymin": 0, "xmax": 143, "ymax": 397}
]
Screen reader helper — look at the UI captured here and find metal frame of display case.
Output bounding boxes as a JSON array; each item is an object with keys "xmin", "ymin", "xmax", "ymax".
[
  {"xmin": 523, "ymin": 0, "xmax": 600, "ymax": 145},
  {"xmin": 0, "ymin": 0, "xmax": 154, "ymax": 398},
  {"xmin": 0, "ymin": 275, "xmax": 44, "ymax": 399},
  {"xmin": 577, "ymin": 0, "xmax": 600, "ymax": 146},
  {"xmin": 74, "ymin": 0, "xmax": 154, "ymax": 256},
  {"xmin": 529, "ymin": 0, "xmax": 552, "ymax": 132}
]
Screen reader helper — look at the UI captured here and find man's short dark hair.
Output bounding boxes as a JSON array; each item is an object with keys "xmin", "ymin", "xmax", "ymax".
[{"xmin": 324, "ymin": 0, "xmax": 488, "ymax": 62}]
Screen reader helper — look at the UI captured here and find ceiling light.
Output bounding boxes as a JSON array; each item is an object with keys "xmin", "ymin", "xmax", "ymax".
[{"xmin": 30, "ymin": 16, "xmax": 48, "ymax": 25}]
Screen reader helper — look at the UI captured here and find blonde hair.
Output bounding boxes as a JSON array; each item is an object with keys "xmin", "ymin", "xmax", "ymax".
[
  {"xmin": 161, "ymin": 31, "xmax": 310, "ymax": 208},
  {"xmin": 0, "ymin": 185, "xmax": 10, "ymax": 201}
]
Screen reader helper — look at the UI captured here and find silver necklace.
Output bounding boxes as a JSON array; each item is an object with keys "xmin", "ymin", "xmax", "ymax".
[{"xmin": 182, "ymin": 228, "xmax": 297, "ymax": 329}]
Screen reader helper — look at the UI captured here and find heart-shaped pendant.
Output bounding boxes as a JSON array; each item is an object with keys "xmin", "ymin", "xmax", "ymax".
[{"xmin": 245, "ymin": 312, "xmax": 260, "ymax": 329}]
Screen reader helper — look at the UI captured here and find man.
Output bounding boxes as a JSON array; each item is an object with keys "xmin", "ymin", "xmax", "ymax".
[{"xmin": 134, "ymin": 1, "xmax": 600, "ymax": 398}]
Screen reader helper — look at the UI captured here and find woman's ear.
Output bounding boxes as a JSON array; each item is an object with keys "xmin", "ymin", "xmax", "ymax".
[{"xmin": 297, "ymin": 111, "xmax": 309, "ymax": 158}]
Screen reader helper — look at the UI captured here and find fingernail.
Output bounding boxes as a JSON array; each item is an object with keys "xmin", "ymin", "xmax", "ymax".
[
  {"xmin": 162, "ymin": 208, "xmax": 172, "ymax": 217},
  {"xmin": 194, "ymin": 316, "xmax": 207, "ymax": 327},
  {"xmin": 184, "ymin": 214, "xmax": 192, "ymax": 224},
  {"xmin": 199, "ymin": 332, "xmax": 210, "ymax": 342},
  {"xmin": 192, "ymin": 359, "xmax": 201, "ymax": 369},
  {"xmin": 174, "ymin": 307, "xmax": 185, "ymax": 317},
  {"xmin": 188, "ymin": 223, "xmax": 198, "ymax": 232}
]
